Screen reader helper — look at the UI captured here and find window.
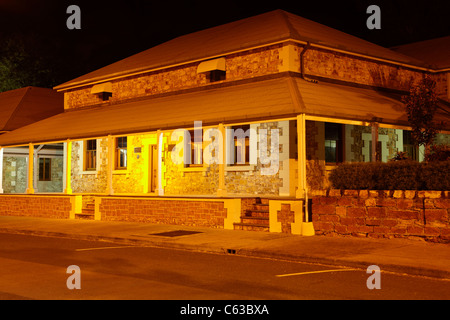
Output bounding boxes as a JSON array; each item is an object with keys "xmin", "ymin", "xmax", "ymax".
[
  {"xmin": 91, "ymin": 82, "xmax": 112, "ymax": 101},
  {"xmin": 85, "ymin": 139, "xmax": 97, "ymax": 171},
  {"xmin": 38, "ymin": 158, "xmax": 51, "ymax": 181},
  {"xmin": 208, "ymin": 70, "xmax": 226, "ymax": 82},
  {"xmin": 403, "ymin": 130, "xmax": 419, "ymax": 161},
  {"xmin": 197, "ymin": 58, "xmax": 226, "ymax": 83},
  {"xmin": 325, "ymin": 123, "xmax": 344, "ymax": 164},
  {"xmin": 187, "ymin": 129, "xmax": 203, "ymax": 167},
  {"xmin": 115, "ymin": 137, "xmax": 127, "ymax": 169},
  {"xmin": 232, "ymin": 125, "xmax": 250, "ymax": 165},
  {"xmin": 100, "ymin": 92, "xmax": 112, "ymax": 101}
]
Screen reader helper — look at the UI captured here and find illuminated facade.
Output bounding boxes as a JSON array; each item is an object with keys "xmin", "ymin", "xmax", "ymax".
[{"xmin": 0, "ymin": 10, "xmax": 448, "ymax": 234}]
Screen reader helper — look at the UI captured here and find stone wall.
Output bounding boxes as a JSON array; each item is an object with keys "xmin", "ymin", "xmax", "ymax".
[
  {"xmin": 64, "ymin": 44, "xmax": 283, "ymax": 110},
  {"xmin": 303, "ymin": 47, "xmax": 433, "ymax": 93},
  {"xmin": 36, "ymin": 157, "xmax": 64, "ymax": 193},
  {"xmin": 2, "ymin": 157, "xmax": 27, "ymax": 193},
  {"xmin": 224, "ymin": 121, "xmax": 293, "ymax": 196},
  {"xmin": 312, "ymin": 189, "xmax": 450, "ymax": 243},
  {"xmin": 0, "ymin": 195, "xmax": 73, "ymax": 219},
  {"xmin": 71, "ymin": 139, "xmax": 108, "ymax": 193},
  {"xmin": 71, "ymin": 135, "xmax": 154, "ymax": 194}
]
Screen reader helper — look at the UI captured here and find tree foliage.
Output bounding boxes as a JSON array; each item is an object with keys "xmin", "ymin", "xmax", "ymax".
[
  {"xmin": 0, "ymin": 33, "xmax": 63, "ymax": 92},
  {"xmin": 401, "ymin": 76, "xmax": 441, "ymax": 148}
]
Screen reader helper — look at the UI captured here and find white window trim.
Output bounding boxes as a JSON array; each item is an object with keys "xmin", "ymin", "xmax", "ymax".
[
  {"xmin": 181, "ymin": 129, "xmax": 208, "ymax": 173},
  {"xmin": 225, "ymin": 124, "xmax": 257, "ymax": 171},
  {"xmin": 113, "ymin": 137, "xmax": 129, "ymax": 174},
  {"xmin": 80, "ymin": 139, "xmax": 100, "ymax": 175}
]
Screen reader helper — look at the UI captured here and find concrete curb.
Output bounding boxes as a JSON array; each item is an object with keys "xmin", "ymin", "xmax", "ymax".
[{"xmin": 236, "ymin": 248, "xmax": 450, "ymax": 280}]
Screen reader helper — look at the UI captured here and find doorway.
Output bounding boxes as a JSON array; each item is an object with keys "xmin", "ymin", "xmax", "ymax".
[{"xmin": 149, "ymin": 145, "xmax": 158, "ymax": 193}]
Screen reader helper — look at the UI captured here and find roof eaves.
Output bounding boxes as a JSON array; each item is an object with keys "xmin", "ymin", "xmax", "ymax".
[{"xmin": 53, "ymin": 37, "xmax": 294, "ymax": 91}]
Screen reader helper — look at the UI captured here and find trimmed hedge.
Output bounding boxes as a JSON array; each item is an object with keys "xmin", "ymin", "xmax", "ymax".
[{"xmin": 329, "ymin": 161, "xmax": 450, "ymax": 190}]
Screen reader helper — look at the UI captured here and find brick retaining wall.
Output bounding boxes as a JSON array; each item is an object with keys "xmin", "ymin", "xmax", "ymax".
[
  {"xmin": 99, "ymin": 198, "xmax": 228, "ymax": 228},
  {"xmin": 0, "ymin": 195, "xmax": 73, "ymax": 219},
  {"xmin": 312, "ymin": 190, "xmax": 450, "ymax": 243}
]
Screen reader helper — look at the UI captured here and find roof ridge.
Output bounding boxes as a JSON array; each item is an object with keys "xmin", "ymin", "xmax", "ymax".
[
  {"xmin": 278, "ymin": 10, "xmax": 301, "ymax": 39},
  {"xmin": 2, "ymin": 87, "xmax": 32, "ymax": 131}
]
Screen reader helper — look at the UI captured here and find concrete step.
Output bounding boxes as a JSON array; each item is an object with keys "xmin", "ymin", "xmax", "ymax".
[
  {"xmin": 244, "ymin": 209, "xmax": 269, "ymax": 218},
  {"xmin": 241, "ymin": 216, "xmax": 269, "ymax": 225},
  {"xmin": 75, "ymin": 209, "xmax": 95, "ymax": 220},
  {"xmin": 233, "ymin": 223, "xmax": 269, "ymax": 232},
  {"xmin": 75, "ymin": 212, "xmax": 95, "ymax": 220},
  {"xmin": 254, "ymin": 204, "xmax": 269, "ymax": 211}
]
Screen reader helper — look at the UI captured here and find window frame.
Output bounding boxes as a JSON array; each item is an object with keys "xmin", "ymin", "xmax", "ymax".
[
  {"xmin": 230, "ymin": 125, "xmax": 250, "ymax": 166},
  {"xmin": 84, "ymin": 139, "xmax": 97, "ymax": 171},
  {"xmin": 324, "ymin": 122, "xmax": 344, "ymax": 165},
  {"xmin": 184, "ymin": 129, "xmax": 203, "ymax": 168},
  {"xmin": 38, "ymin": 157, "xmax": 52, "ymax": 181},
  {"xmin": 115, "ymin": 136, "xmax": 128, "ymax": 170}
]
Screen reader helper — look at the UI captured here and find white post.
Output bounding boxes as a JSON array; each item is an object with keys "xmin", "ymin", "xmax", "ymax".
[
  {"xmin": 156, "ymin": 130, "xmax": 164, "ymax": 196},
  {"xmin": 217, "ymin": 123, "xmax": 226, "ymax": 197},
  {"xmin": 26, "ymin": 143, "xmax": 34, "ymax": 194},
  {"xmin": 296, "ymin": 114, "xmax": 314, "ymax": 236},
  {"xmin": 64, "ymin": 140, "xmax": 72, "ymax": 194},
  {"xmin": 107, "ymin": 135, "xmax": 114, "ymax": 195}
]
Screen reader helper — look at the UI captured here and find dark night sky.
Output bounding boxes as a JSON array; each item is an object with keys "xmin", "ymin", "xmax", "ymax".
[{"xmin": 0, "ymin": 0, "xmax": 449, "ymax": 86}]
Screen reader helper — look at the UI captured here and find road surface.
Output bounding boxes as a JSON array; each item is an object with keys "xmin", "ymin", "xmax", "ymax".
[{"xmin": 0, "ymin": 233, "xmax": 448, "ymax": 302}]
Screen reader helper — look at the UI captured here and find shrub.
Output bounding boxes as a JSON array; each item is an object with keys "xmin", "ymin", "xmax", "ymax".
[
  {"xmin": 425, "ymin": 144, "xmax": 450, "ymax": 162},
  {"xmin": 329, "ymin": 161, "xmax": 449, "ymax": 190},
  {"xmin": 419, "ymin": 161, "xmax": 450, "ymax": 190},
  {"xmin": 390, "ymin": 151, "xmax": 409, "ymax": 161}
]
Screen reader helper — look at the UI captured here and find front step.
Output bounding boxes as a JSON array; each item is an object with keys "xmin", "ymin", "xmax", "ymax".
[
  {"xmin": 234, "ymin": 198, "xmax": 270, "ymax": 232},
  {"xmin": 75, "ymin": 198, "xmax": 95, "ymax": 220},
  {"xmin": 75, "ymin": 211, "xmax": 95, "ymax": 220},
  {"xmin": 233, "ymin": 223, "xmax": 269, "ymax": 232}
]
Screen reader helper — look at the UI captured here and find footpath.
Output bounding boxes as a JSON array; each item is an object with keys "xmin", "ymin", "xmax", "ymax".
[{"xmin": 0, "ymin": 215, "xmax": 449, "ymax": 279}]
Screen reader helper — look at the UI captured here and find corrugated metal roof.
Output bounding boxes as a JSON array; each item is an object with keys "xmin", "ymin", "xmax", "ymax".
[
  {"xmin": 2, "ymin": 75, "xmax": 444, "ymax": 147},
  {"xmin": 0, "ymin": 77, "xmax": 298, "ymax": 146},
  {"xmin": 391, "ymin": 36, "xmax": 450, "ymax": 70},
  {"xmin": 0, "ymin": 87, "xmax": 63, "ymax": 131},
  {"xmin": 55, "ymin": 10, "xmax": 426, "ymax": 90},
  {"xmin": 295, "ymin": 78, "xmax": 408, "ymax": 123}
]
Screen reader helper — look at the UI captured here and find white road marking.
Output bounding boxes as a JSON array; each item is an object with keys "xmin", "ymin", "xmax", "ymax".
[
  {"xmin": 75, "ymin": 246, "xmax": 136, "ymax": 251},
  {"xmin": 276, "ymin": 268, "xmax": 359, "ymax": 277}
]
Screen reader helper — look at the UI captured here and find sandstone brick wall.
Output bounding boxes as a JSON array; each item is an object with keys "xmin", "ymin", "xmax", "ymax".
[
  {"xmin": 64, "ymin": 42, "xmax": 448, "ymax": 111},
  {"xmin": 304, "ymin": 47, "xmax": 425, "ymax": 92},
  {"xmin": 312, "ymin": 190, "xmax": 450, "ymax": 243},
  {"xmin": 99, "ymin": 198, "xmax": 227, "ymax": 228},
  {"xmin": 64, "ymin": 45, "xmax": 282, "ymax": 110},
  {"xmin": 0, "ymin": 195, "xmax": 72, "ymax": 219}
]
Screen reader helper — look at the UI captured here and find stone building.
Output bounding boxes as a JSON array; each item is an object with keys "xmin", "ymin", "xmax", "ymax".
[
  {"xmin": 0, "ymin": 87, "xmax": 64, "ymax": 194},
  {"xmin": 0, "ymin": 10, "xmax": 448, "ymax": 235}
]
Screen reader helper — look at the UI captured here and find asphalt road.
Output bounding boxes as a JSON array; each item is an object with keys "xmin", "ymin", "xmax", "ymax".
[{"xmin": 0, "ymin": 232, "xmax": 449, "ymax": 302}]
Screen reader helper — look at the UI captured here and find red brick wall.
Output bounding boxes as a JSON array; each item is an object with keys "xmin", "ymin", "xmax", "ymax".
[
  {"xmin": 278, "ymin": 204, "xmax": 295, "ymax": 234},
  {"xmin": 99, "ymin": 198, "xmax": 228, "ymax": 228},
  {"xmin": 0, "ymin": 195, "xmax": 72, "ymax": 219},
  {"xmin": 312, "ymin": 190, "xmax": 450, "ymax": 243}
]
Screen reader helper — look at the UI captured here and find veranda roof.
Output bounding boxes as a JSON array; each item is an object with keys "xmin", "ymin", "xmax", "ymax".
[{"xmin": 0, "ymin": 75, "xmax": 447, "ymax": 147}]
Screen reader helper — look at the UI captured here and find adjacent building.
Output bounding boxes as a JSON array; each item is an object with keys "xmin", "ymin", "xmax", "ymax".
[{"xmin": 0, "ymin": 87, "xmax": 63, "ymax": 194}]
